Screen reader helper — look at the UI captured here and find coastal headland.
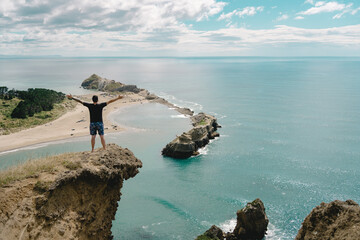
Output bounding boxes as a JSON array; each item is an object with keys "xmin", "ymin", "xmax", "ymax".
[
  {"xmin": 0, "ymin": 74, "xmax": 218, "ymax": 157},
  {"xmin": 81, "ymin": 74, "xmax": 220, "ymax": 159}
]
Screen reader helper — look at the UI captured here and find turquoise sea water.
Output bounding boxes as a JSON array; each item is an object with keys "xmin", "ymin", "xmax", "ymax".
[{"xmin": 1, "ymin": 57, "xmax": 360, "ymax": 239}]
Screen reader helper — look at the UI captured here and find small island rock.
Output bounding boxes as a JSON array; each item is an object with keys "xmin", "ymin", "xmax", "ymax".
[
  {"xmin": 162, "ymin": 113, "xmax": 220, "ymax": 159},
  {"xmin": 196, "ymin": 199, "xmax": 268, "ymax": 240},
  {"xmin": 81, "ymin": 74, "xmax": 143, "ymax": 93}
]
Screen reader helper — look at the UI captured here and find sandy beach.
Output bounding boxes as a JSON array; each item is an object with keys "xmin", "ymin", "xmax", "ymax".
[{"xmin": 0, "ymin": 92, "xmax": 148, "ymax": 153}]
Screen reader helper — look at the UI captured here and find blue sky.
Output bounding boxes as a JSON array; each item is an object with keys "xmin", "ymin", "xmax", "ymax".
[{"xmin": 1, "ymin": 0, "xmax": 359, "ymax": 56}]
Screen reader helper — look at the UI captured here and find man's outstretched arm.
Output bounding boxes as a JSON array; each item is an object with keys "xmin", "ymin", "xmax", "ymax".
[
  {"xmin": 67, "ymin": 94, "xmax": 84, "ymax": 104},
  {"xmin": 107, "ymin": 95, "xmax": 123, "ymax": 105}
]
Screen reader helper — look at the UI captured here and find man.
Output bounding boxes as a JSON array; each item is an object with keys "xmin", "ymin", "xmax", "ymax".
[{"xmin": 66, "ymin": 94, "xmax": 123, "ymax": 152}]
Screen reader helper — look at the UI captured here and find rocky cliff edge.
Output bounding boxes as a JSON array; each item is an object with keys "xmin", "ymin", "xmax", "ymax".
[
  {"xmin": 0, "ymin": 143, "xmax": 142, "ymax": 240},
  {"xmin": 295, "ymin": 199, "xmax": 360, "ymax": 240}
]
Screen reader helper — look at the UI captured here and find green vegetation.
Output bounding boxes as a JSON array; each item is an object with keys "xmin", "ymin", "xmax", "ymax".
[
  {"xmin": 34, "ymin": 180, "xmax": 52, "ymax": 193},
  {"xmin": 81, "ymin": 74, "xmax": 101, "ymax": 89},
  {"xmin": 0, "ymin": 153, "xmax": 78, "ymax": 187},
  {"xmin": 0, "ymin": 86, "xmax": 15, "ymax": 100},
  {"xmin": 62, "ymin": 160, "xmax": 81, "ymax": 170},
  {"xmin": 104, "ymin": 81, "xmax": 123, "ymax": 91},
  {"xmin": 198, "ymin": 119, "xmax": 208, "ymax": 126},
  {"xmin": 11, "ymin": 88, "xmax": 65, "ymax": 118},
  {"xmin": 0, "ymin": 87, "xmax": 76, "ymax": 135},
  {"xmin": 195, "ymin": 235, "xmax": 219, "ymax": 240}
]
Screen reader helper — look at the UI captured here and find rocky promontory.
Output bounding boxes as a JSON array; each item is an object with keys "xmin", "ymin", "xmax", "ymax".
[
  {"xmin": 82, "ymin": 74, "xmax": 143, "ymax": 93},
  {"xmin": 0, "ymin": 144, "xmax": 142, "ymax": 240},
  {"xmin": 196, "ymin": 199, "xmax": 269, "ymax": 240},
  {"xmin": 81, "ymin": 74, "xmax": 219, "ymax": 158},
  {"xmin": 81, "ymin": 74, "xmax": 194, "ymax": 116},
  {"xmin": 295, "ymin": 199, "xmax": 360, "ymax": 240},
  {"xmin": 162, "ymin": 112, "xmax": 220, "ymax": 159}
]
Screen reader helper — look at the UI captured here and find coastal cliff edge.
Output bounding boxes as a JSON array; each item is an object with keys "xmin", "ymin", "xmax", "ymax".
[{"xmin": 0, "ymin": 143, "xmax": 142, "ymax": 240}]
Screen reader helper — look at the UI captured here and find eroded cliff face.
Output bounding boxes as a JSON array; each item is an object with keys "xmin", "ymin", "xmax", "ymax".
[
  {"xmin": 0, "ymin": 144, "xmax": 142, "ymax": 240},
  {"xmin": 295, "ymin": 200, "xmax": 360, "ymax": 240}
]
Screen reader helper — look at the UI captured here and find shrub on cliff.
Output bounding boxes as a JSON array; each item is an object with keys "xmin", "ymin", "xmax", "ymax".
[
  {"xmin": 11, "ymin": 88, "xmax": 65, "ymax": 119},
  {"xmin": 0, "ymin": 86, "xmax": 15, "ymax": 100}
]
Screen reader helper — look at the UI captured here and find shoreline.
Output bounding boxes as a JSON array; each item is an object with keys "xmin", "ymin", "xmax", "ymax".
[{"xmin": 0, "ymin": 92, "xmax": 148, "ymax": 153}]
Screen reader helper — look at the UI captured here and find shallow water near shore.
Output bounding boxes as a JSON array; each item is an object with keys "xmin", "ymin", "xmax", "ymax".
[{"xmin": 1, "ymin": 57, "xmax": 360, "ymax": 239}]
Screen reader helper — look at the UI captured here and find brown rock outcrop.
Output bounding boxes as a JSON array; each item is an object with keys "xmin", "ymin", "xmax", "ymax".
[
  {"xmin": 81, "ymin": 74, "xmax": 143, "ymax": 93},
  {"xmin": 162, "ymin": 113, "xmax": 220, "ymax": 159},
  {"xmin": 195, "ymin": 225, "xmax": 224, "ymax": 240},
  {"xmin": 295, "ymin": 199, "xmax": 360, "ymax": 240},
  {"xmin": 226, "ymin": 198, "xmax": 269, "ymax": 240},
  {"xmin": 0, "ymin": 143, "xmax": 142, "ymax": 240},
  {"xmin": 196, "ymin": 199, "xmax": 268, "ymax": 240}
]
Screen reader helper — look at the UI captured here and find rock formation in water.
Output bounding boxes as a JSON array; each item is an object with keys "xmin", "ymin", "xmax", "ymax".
[
  {"xmin": 196, "ymin": 199, "xmax": 269, "ymax": 240},
  {"xmin": 295, "ymin": 199, "xmax": 360, "ymax": 240},
  {"xmin": 0, "ymin": 144, "xmax": 142, "ymax": 240},
  {"xmin": 226, "ymin": 198, "xmax": 269, "ymax": 240},
  {"xmin": 196, "ymin": 225, "xmax": 224, "ymax": 240},
  {"xmin": 147, "ymin": 94, "xmax": 194, "ymax": 116},
  {"xmin": 81, "ymin": 74, "xmax": 143, "ymax": 93},
  {"xmin": 162, "ymin": 112, "xmax": 220, "ymax": 159}
]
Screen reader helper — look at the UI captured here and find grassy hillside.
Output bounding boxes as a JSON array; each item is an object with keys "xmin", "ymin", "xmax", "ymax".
[{"xmin": 0, "ymin": 98, "xmax": 76, "ymax": 135}]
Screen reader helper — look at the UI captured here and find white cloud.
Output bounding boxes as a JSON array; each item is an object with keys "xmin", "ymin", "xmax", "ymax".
[
  {"xmin": 329, "ymin": 3, "xmax": 356, "ymax": 19},
  {"xmin": 218, "ymin": 6, "xmax": 264, "ymax": 21},
  {"xmin": 299, "ymin": 1, "xmax": 360, "ymax": 19},
  {"xmin": 277, "ymin": 14, "xmax": 289, "ymax": 21},
  {"xmin": 351, "ymin": 7, "xmax": 360, "ymax": 15},
  {"xmin": 2, "ymin": 23, "xmax": 360, "ymax": 56},
  {"xmin": 236, "ymin": 6, "xmax": 264, "ymax": 18},
  {"xmin": 295, "ymin": 16, "xmax": 305, "ymax": 20},
  {"xmin": 1, "ymin": 0, "xmax": 360, "ymax": 56},
  {"xmin": 299, "ymin": 1, "xmax": 350, "ymax": 15},
  {"xmin": 201, "ymin": 24, "xmax": 360, "ymax": 46},
  {"xmin": 1, "ymin": 0, "xmax": 227, "ymax": 32},
  {"xmin": 218, "ymin": 9, "xmax": 236, "ymax": 21},
  {"xmin": 315, "ymin": 1, "xmax": 326, "ymax": 7}
]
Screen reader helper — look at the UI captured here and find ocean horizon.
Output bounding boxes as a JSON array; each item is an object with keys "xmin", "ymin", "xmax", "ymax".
[{"xmin": 1, "ymin": 57, "xmax": 360, "ymax": 239}]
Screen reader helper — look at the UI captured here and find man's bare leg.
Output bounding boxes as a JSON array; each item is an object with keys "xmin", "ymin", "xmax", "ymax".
[
  {"xmin": 100, "ymin": 135, "xmax": 106, "ymax": 150},
  {"xmin": 91, "ymin": 135, "xmax": 96, "ymax": 152}
]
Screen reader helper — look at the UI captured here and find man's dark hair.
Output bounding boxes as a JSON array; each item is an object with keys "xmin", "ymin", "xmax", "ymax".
[{"xmin": 92, "ymin": 95, "xmax": 98, "ymax": 103}]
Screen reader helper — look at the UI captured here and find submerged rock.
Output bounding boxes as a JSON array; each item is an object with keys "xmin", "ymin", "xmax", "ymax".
[
  {"xmin": 195, "ymin": 225, "xmax": 224, "ymax": 240},
  {"xmin": 196, "ymin": 199, "xmax": 268, "ymax": 240},
  {"xmin": 295, "ymin": 199, "xmax": 360, "ymax": 240},
  {"xmin": 162, "ymin": 113, "xmax": 220, "ymax": 159},
  {"xmin": 0, "ymin": 144, "xmax": 142, "ymax": 240}
]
